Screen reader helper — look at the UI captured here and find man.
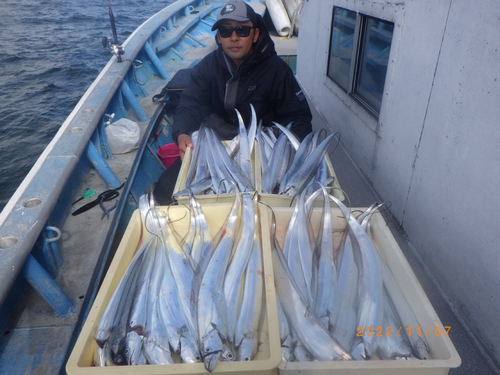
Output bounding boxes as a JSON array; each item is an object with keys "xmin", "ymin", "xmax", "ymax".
[{"xmin": 172, "ymin": 0, "xmax": 312, "ymax": 158}]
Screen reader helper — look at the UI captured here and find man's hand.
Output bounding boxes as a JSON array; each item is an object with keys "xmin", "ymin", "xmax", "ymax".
[{"xmin": 177, "ymin": 133, "xmax": 193, "ymax": 160}]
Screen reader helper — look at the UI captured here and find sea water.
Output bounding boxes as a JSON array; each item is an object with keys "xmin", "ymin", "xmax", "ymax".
[{"xmin": 0, "ymin": 0, "xmax": 176, "ymax": 211}]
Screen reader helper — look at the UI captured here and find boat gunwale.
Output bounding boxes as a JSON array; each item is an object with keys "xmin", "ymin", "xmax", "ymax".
[{"xmin": 0, "ymin": 0, "xmax": 210, "ymax": 308}]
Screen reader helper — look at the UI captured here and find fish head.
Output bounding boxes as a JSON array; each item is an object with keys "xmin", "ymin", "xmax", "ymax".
[
  {"xmin": 350, "ymin": 338, "xmax": 367, "ymax": 361},
  {"xmin": 281, "ymin": 346, "xmax": 295, "ymax": 362},
  {"xmin": 280, "ymin": 334, "xmax": 295, "ymax": 362},
  {"xmin": 204, "ymin": 351, "xmax": 222, "ymax": 373},
  {"xmin": 168, "ymin": 330, "xmax": 182, "ymax": 353},
  {"xmin": 414, "ymin": 337, "xmax": 430, "ymax": 360},
  {"xmin": 221, "ymin": 343, "xmax": 235, "ymax": 361},
  {"xmin": 109, "ymin": 334, "xmax": 127, "ymax": 365},
  {"xmin": 110, "ymin": 347, "xmax": 127, "ymax": 365},
  {"xmin": 110, "ymin": 334, "xmax": 124, "ymax": 355},
  {"xmin": 125, "ymin": 330, "xmax": 143, "ymax": 365},
  {"xmin": 95, "ymin": 328, "xmax": 111, "ymax": 349},
  {"xmin": 180, "ymin": 336, "xmax": 202, "ymax": 363},
  {"xmin": 363, "ymin": 335, "xmax": 380, "ymax": 359},
  {"xmin": 394, "ymin": 355, "xmax": 415, "ymax": 360},
  {"xmin": 202, "ymin": 329, "xmax": 224, "ymax": 372},
  {"xmin": 293, "ymin": 344, "xmax": 313, "ymax": 362},
  {"xmin": 236, "ymin": 334, "xmax": 256, "ymax": 361},
  {"xmin": 110, "ymin": 350, "xmax": 127, "ymax": 366},
  {"xmin": 377, "ymin": 335, "xmax": 413, "ymax": 360}
]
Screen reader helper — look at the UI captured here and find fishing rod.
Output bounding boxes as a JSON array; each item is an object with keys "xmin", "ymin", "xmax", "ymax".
[{"xmin": 102, "ymin": 0, "xmax": 125, "ymax": 62}]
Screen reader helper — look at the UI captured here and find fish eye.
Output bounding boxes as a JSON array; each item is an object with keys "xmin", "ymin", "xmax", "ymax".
[
  {"xmin": 196, "ymin": 355, "xmax": 202, "ymax": 361},
  {"xmin": 205, "ymin": 347, "xmax": 211, "ymax": 353},
  {"xmin": 226, "ymin": 353, "xmax": 234, "ymax": 359},
  {"xmin": 244, "ymin": 356, "xmax": 250, "ymax": 361}
]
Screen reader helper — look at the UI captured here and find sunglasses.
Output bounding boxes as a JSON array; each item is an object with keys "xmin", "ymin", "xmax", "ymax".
[{"xmin": 218, "ymin": 25, "xmax": 254, "ymax": 38}]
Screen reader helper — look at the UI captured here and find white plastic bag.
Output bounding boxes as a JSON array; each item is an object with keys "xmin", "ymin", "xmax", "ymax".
[{"xmin": 105, "ymin": 118, "xmax": 140, "ymax": 154}]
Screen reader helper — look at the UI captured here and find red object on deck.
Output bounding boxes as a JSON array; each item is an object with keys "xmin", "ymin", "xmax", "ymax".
[{"xmin": 157, "ymin": 143, "xmax": 180, "ymax": 168}]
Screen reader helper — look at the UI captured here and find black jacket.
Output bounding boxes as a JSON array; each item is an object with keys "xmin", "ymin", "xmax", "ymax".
[{"xmin": 172, "ymin": 16, "xmax": 312, "ymax": 141}]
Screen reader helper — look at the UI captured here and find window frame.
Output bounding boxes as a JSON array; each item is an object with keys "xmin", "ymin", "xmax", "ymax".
[{"xmin": 327, "ymin": 7, "xmax": 394, "ymax": 118}]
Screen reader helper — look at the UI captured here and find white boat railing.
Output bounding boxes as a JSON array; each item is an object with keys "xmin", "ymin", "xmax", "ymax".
[{"xmin": 0, "ymin": 0, "xmax": 207, "ymax": 310}]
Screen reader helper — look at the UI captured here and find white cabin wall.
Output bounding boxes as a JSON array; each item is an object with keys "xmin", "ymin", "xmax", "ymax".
[
  {"xmin": 297, "ymin": 0, "xmax": 500, "ymax": 365},
  {"xmin": 297, "ymin": 0, "xmax": 377, "ymax": 210},
  {"xmin": 370, "ymin": 1, "xmax": 451, "ymax": 219},
  {"xmin": 403, "ymin": 0, "xmax": 500, "ymax": 360},
  {"xmin": 298, "ymin": 0, "xmax": 446, "ymax": 220}
]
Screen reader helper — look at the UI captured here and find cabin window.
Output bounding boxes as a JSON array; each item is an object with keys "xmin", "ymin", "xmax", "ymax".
[
  {"xmin": 327, "ymin": 8, "xmax": 356, "ymax": 91},
  {"xmin": 327, "ymin": 7, "xmax": 394, "ymax": 117}
]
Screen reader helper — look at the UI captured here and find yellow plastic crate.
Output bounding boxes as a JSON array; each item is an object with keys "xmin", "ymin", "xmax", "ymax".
[
  {"xmin": 259, "ymin": 206, "xmax": 461, "ymax": 375},
  {"xmin": 66, "ymin": 204, "xmax": 281, "ymax": 375},
  {"xmin": 173, "ymin": 142, "xmax": 259, "ymax": 206}
]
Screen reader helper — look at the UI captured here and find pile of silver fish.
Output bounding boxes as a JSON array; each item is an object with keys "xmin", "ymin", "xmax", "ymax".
[
  {"xmin": 95, "ymin": 191, "xmax": 264, "ymax": 372},
  {"xmin": 175, "ymin": 104, "xmax": 337, "ymax": 198},
  {"xmin": 95, "ymin": 102, "xmax": 430, "ymax": 369},
  {"xmin": 176, "ymin": 107, "xmax": 257, "ymax": 197},
  {"xmin": 257, "ymin": 124, "xmax": 337, "ymax": 196},
  {"xmin": 270, "ymin": 186, "xmax": 430, "ymax": 362}
]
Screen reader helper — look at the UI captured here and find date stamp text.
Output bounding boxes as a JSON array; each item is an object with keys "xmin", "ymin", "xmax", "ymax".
[{"xmin": 356, "ymin": 326, "xmax": 451, "ymax": 337}]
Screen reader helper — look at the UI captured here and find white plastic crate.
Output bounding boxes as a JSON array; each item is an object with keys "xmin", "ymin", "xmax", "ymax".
[
  {"xmin": 258, "ymin": 206, "xmax": 461, "ymax": 375},
  {"xmin": 66, "ymin": 204, "xmax": 281, "ymax": 375}
]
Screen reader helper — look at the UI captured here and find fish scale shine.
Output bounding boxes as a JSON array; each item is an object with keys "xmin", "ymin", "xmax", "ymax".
[
  {"xmin": 198, "ymin": 192, "xmax": 241, "ymax": 371},
  {"xmin": 328, "ymin": 194, "xmax": 384, "ymax": 359},
  {"xmin": 234, "ymin": 207, "xmax": 263, "ymax": 361}
]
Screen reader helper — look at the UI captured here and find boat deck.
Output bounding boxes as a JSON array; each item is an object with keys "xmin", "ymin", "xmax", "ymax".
[
  {"xmin": 0, "ymin": 0, "xmax": 497, "ymax": 371},
  {"xmin": 0, "ymin": 102, "xmax": 156, "ymax": 375},
  {"xmin": 310, "ymin": 98, "xmax": 498, "ymax": 375}
]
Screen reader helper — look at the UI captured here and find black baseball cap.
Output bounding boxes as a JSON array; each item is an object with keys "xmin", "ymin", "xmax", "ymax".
[{"xmin": 211, "ymin": 0, "xmax": 258, "ymax": 31}]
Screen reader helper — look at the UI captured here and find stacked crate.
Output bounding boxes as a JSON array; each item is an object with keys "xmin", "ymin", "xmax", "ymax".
[{"xmin": 67, "ymin": 142, "xmax": 461, "ymax": 375}]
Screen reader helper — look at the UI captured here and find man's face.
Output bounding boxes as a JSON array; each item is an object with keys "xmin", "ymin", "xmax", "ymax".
[{"xmin": 217, "ymin": 20, "xmax": 259, "ymax": 66}]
